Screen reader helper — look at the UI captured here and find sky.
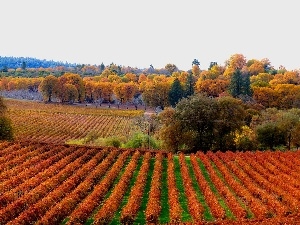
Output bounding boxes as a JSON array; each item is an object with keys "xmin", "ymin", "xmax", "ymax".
[{"xmin": 1, "ymin": 0, "xmax": 299, "ymax": 71}]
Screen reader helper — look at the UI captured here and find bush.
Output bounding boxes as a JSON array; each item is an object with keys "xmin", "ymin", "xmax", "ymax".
[
  {"xmin": 122, "ymin": 132, "xmax": 160, "ymax": 149},
  {"xmin": 0, "ymin": 116, "xmax": 14, "ymax": 141},
  {"xmin": 95, "ymin": 136, "xmax": 122, "ymax": 148}
]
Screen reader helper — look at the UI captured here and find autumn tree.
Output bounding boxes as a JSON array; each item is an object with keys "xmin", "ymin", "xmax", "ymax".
[
  {"xmin": 125, "ymin": 73, "xmax": 138, "ymax": 82},
  {"xmin": 55, "ymin": 73, "xmax": 85, "ymax": 103},
  {"xmin": 84, "ymin": 79, "xmax": 95, "ymax": 102},
  {"xmin": 113, "ymin": 82, "xmax": 137, "ymax": 105},
  {"xmin": 93, "ymin": 82, "xmax": 114, "ymax": 105},
  {"xmin": 250, "ymin": 73, "xmax": 273, "ymax": 88},
  {"xmin": 192, "ymin": 65, "xmax": 200, "ymax": 77},
  {"xmin": 248, "ymin": 60, "xmax": 265, "ymax": 75},
  {"xmin": 64, "ymin": 84, "xmax": 79, "ymax": 103},
  {"xmin": 226, "ymin": 53, "xmax": 246, "ymax": 70},
  {"xmin": 252, "ymin": 86, "xmax": 277, "ymax": 108},
  {"xmin": 64, "ymin": 73, "xmax": 85, "ymax": 102},
  {"xmin": 273, "ymin": 84, "xmax": 300, "ymax": 109},
  {"xmin": 195, "ymin": 78, "xmax": 229, "ymax": 97},
  {"xmin": 38, "ymin": 75, "xmax": 58, "ymax": 102},
  {"xmin": 165, "ymin": 63, "xmax": 178, "ymax": 76},
  {"xmin": 270, "ymin": 71, "xmax": 300, "ymax": 85},
  {"xmin": 142, "ymin": 75, "xmax": 171, "ymax": 109}
]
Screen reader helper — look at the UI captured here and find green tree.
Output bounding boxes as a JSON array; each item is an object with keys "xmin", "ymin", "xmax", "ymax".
[
  {"xmin": 169, "ymin": 78, "xmax": 184, "ymax": 107},
  {"xmin": 229, "ymin": 69, "xmax": 242, "ymax": 97},
  {"xmin": 159, "ymin": 94, "xmax": 246, "ymax": 152},
  {"xmin": 242, "ymin": 73, "xmax": 252, "ymax": 96},
  {"xmin": 100, "ymin": 62, "xmax": 105, "ymax": 72},
  {"xmin": 256, "ymin": 122, "xmax": 285, "ymax": 150},
  {"xmin": 174, "ymin": 94, "xmax": 219, "ymax": 152},
  {"xmin": 214, "ymin": 97, "xmax": 246, "ymax": 151},
  {"xmin": 0, "ymin": 97, "xmax": 13, "ymax": 140},
  {"xmin": 184, "ymin": 73, "xmax": 195, "ymax": 97},
  {"xmin": 229, "ymin": 69, "xmax": 251, "ymax": 98},
  {"xmin": 192, "ymin": 59, "xmax": 200, "ymax": 67},
  {"xmin": 2, "ymin": 65, "xmax": 8, "ymax": 72},
  {"xmin": 21, "ymin": 61, "xmax": 26, "ymax": 70},
  {"xmin": 208, "ymin": 61, "xmax": 217, "ymax": 70},
  {"xmin": 277, "ymin": 109, "xmax": 300, "ymax": 150}
]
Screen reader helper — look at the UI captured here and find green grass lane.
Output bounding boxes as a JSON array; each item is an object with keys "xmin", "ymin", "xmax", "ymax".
[
  {"xmin": 173, "ymin": 156, "xmax": 192, "ymax": 222},
  {"xmin": 211, "ymin": 161, "xmax": 254, "ymax": 219},
  {"xmin": 134, "ymin": 157, "xmax": 155, "ymax": 225},
  {"xmin": 109, "ymin": 156, "xmax": 144, "ymax": 224},
  {"xmin": 185, "ymin": 157, "xmax": 214, "ymax": 221},
  {"xmin": 159, "ymin": 158, "xmax": 170, "ymax": 224},
  {"xmin": 196, "ymin": 158, "xmax": 235, "ymax": 219}
]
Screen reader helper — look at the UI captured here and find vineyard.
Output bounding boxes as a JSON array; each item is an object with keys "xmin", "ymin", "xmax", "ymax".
[
  {"xmin": 5, "ymin": 99, "xmax": 143, "ymax": 144},
  {"xmin": 0, "ymin": 141, "xmax": 300, "ymax": 224}
]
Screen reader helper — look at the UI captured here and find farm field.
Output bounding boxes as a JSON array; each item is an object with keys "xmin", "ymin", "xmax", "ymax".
[
  {"xmin": 1, "ymin": 141, "xmax": 300, "ymax": 224},
  {"xmin": 5, "ymin": 99, "xmax": 144, "ymax": 144}
]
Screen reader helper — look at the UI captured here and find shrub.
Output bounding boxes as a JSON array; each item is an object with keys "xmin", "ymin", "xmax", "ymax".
[
  {"xmin": 123, "ymin": 132, "xmax": 160, "ymax": 149},
  {"xmin": 0, "ymin": 116, "xmax": 14, "ymax": 141}
]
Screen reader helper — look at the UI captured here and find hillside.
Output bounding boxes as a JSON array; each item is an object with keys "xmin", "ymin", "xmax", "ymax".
[
  {"xmin": 0, "ymin": 141, "xmax": 300, "ymax": 224},
  {"xmin": 5, "ymin": 98, "xmax": 143, "ymax": 145},
  {"xmin": 0, "ymin": 56, "xmax": 77, "ymax": 70}
]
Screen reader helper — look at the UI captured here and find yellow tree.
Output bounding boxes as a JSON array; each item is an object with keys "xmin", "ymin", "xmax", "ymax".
[
  {"xmin": 195, "ymin": 79, "xmax": 229, "ymax": 97},
  {"xmin": 63, "ymin": 73, "xmax": 85, "ymax": 102},
  {"xmin": 64, "ymin": 84, "xmax": 79, "ymax": 103},
  {"xmin": 138, "ymin": 74, "xmax": 147, "ymax": 83},
  {"xmin": 192, "ymin": 65, "xmax": 200, "ymax": 77},
  {"xmin": 248, "ymin": 61, "xmax": 265, "ymax": 75},
  {"xmin": 108, "ymin": 74, "xmax": 122, "ymax": 83},
  {"xmin": 250, "ymin": 73, "xmax": 273, "ymax": 87},
  {"xmin": 84, "ymin": 80, "xmax": 95, "ymax": 102},
  {"xmin": 142, "ymin": 75, "xmax": 171, "ymax": 109},
  {"xmin": 226, "ymin": 53, "xmax": 246, "ymax": 70},
  {"xmin": 252, "ymin": 86, "xmax": 278, "ymax": 108},
  {"xmin": 38, "ymin": 75, "xmax": 58, "ymax": 102},
  {"xmin": 270, "ymin": 71, "xmax": 300, "ymax": 85},
  {"xmin": 273, "ymin": 84, "xmax": 300, "ymax": 109},
  {"xmin": 125, "ymin": 73, "xmax": 138, "ymax": 82},
  {"xmin": 113, "ymin": 82, "xmax": 137, "ymax": 105}
]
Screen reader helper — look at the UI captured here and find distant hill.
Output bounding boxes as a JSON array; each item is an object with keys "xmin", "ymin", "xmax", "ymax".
[{"xmin": 0, "ymin": 56, "xmax": 78, "ymax": 70}]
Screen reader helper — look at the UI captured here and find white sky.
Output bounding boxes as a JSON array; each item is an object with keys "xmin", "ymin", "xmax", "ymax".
[{"xmin": 1, "ymin": 0, "xmax": 299, "ymax": 71}]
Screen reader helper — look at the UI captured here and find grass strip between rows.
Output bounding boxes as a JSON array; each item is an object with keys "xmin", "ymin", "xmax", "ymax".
[
  {"xmin": 109, "ymin": 156, "xmax": 144, "ymax": 224},
  {"xmin": 134, "ymin": 157, "xmax": 155, "ymax": 224},
  {"xmin": 159, "ymin": 158, "xmax": 170, "ymax": 224},
  {"xmin": 173, "ymin": 156, "xmax": 192, "ymax": 222}
]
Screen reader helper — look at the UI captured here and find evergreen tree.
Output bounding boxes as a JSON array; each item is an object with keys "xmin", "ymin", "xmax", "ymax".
[
  {"xmin": 100, "ymin": 62, "xmax": 105, "ymax": 72},
  {"xmin": 184, "ymin": 73, "xmax": 195, "ymax": 97},
  {"xmin": 241, "ymin": 72, "xmax": 252, "ymax": 96},
  {"xmin": 21, "ymin": 61, "xmax": 26, "ymax": 70},
  {"xmin": 229, "ymin": 69, "xmax": 242, "ymax": 97},
  {"xmin": 169, "ymin": 78, "xmax": 184, "ymax": 107},
  {"xmin": 229, "ymin": 69, "xmax": 252, "ymax": 98},
  {"xmin": 192, "ymin": 59, "xmax": 200, "ymax": 67}
]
